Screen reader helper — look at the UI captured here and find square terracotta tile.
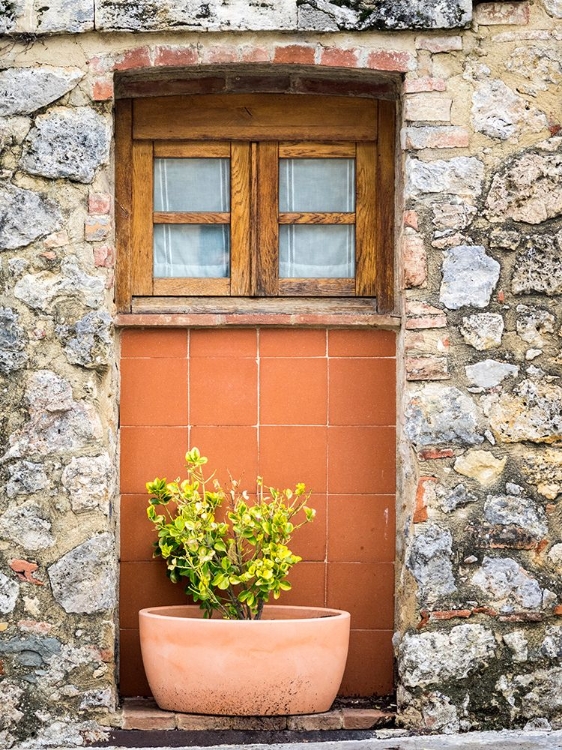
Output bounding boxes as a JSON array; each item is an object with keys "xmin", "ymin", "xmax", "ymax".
[
  {"xmin": 339, "ymin": 630, "xmax": 394, "ymax": 697},
  {"xmin": 260, "ymin": 358, "xmax": 327, "ymax": 426},
  {"xmin": 120, "ymin": 358, "xmax": 188, "ymax": 427},
  {"xmin": 329, "ymin": 358, "xmax": 396, "ymax": 426},
  {"xmin": 328, "ymin": 329, "xmax": 396, "ymax": 358},
  {"xmin": 327, "ymin": 562, "xmax": 394, "ymax": 629},
  {"xmin": 328, "ymin": 495, "xmax": 395, "ymax": 563},
  {"xmin": 259, "ymin": 426, "xmax": 327, "ymax": 492},
  {"xmin": 289, "ymin": 493, "xmax": 327, "ymax": 563},
  {"xmin": 119, "ymin": 629, "xmax": 151, "ymax": 697},
  {"xmin": 120, "ymin": 561, "xmax": 189, "ymax": 629},
  {"xmin": 190, "ymin": 328, "xmax": 257, "ymax": 358},
  {"xmin": 269, "ymin": 562, "xmax": 326, "ymax": 608},
  {"xmin": 260, "ymin": 328, "xmax": 326, "ymax": 357},
  {"xmin": 120, "ymin": 426, "xmax": 188, "ymax": 494},
  {"xmin": 121, "ymin": 329, "xmax": 187, "ymax": 359},
  {"xmin": 190, "ymin": 356, "xmax": 257, "ymax": 426},
  {"xmin": 189, "ymin": 426, "xmax": 258, "ymax": 487},
  {"xmin": 328, "ymin": 426, "xmax": 396, "ymax": 494},
  {"xmin": 120, "ymin": 494, "xmax": 161, "ymax": 562}
]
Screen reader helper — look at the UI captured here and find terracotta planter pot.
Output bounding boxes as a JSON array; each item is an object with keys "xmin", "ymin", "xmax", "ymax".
[{"xmin": 139, "ymin": 604, "xmax": 350, "ymax": 715}]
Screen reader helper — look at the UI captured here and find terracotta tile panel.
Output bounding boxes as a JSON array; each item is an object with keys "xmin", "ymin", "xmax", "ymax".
[
  {"xmin": 329, "ymin": 358, "xmax": 396, "ymax": 426},
  {"xmin": 189, "ymin": 426, "xmax": 258, "ymax": 487},
  {"xmin": 328, "ymin": 426, "xmax": 396, "ymax": 494},
  {"xmin": 259, "ymin": 426, "xmax": 327, "ymax": 492},
  {"xmin": 260, "ymin": 358, "xmax": 327, "ymax": 426},
  {"xmin": 120, "ymin": 358, "xmax": 188, "ymax": 427},
  {"xmin": 260, "ymin": 328, "xmax": 326, "ymax": 357},
  {"xmin": 340, "ymin": 630, "xmax": 394, "ymax": 696},
  {"xmin": 119, "ymin": 629, "xmax": 151, "ymax": 697},
  {"xmin": 269, "ymin": 562, "xmax": 326, "ymax": 608},
  {"xmin": 121, "ymin": 329, "xmax": 187, "ymax": 359},
  {"xmin": 120, "ymin": 494, "xmax": 159, "ymax": 562},
  {"xmin": 327, "ymin": 563, "xmax": 394, "ymax": 629},
  {"xmin": 328, "ymin": 495, "xmax": 395, "ymax": 563},
  {"xmin": 290, "ymin": 493, "xmax": 327, "ymax": 562},
  {"xmin": 328, "ymin": 329, "xmax": 396, "ymax": 358},
  {"xmin": 190, "ymin": 356, "xmax": 257, "ymax": 426},
  {"xmin": 120, "ymin": 561, "xmax": 188, "ymax": 629},
  {"xmin": 120, "ymin": 426, "xmax": 188, "ymax": 494},
  {"xmin": 190, "ymin": 328, "xmax": 257, "ymax": 357}
]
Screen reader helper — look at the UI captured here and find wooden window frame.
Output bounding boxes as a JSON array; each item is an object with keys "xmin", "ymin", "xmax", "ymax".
[{"xmin": 115, "ymin": 93, "xmax": 396, "ymax": 313}]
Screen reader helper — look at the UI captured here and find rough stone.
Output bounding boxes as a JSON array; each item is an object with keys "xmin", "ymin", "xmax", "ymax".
[
  {"xmin": 460, "ymin": 313, "xmax": 504, "ymax": 350},
  {"xmin": 503, "ymin": 630, "xmax": 529, "ymax": 662},
  {"xmin": 21, "ymin": 107, "xmax": 110, "ymax": 184},
  {"xmin": 490, "ymin": 230, "xmax": 521, "ymax": 251},
  {"xmin": 471, "ymin": 556, "xmax": 545, "ymax": 612},
  {"xmin": 14, "ymin": 258, "xmax": 104, "ymax": 313},
  {"xmin": 548, "ymin": 543, "xmax": 562, "ymax": 568},
  {"xmin": 435, "ymin": 483, "xmax": 478, "ymax": 512},
  {"xmin": 507, "ymin": 45, "xmax": 562, "ymax": 93},
  {"xmin": 541, "ymin": 626, "xmax": 562, "ymax": 658},
  {"xmin": 419, "ymin": 691, "xmax": 460, "ymax": 734},
  {"xmin": 432, "ymin": 202, "xmax": 477, "ymax": 231},
  {"xmin": 0, "ymin": 68, "xmax": 83, "ymax": 117},
  {"xmin": 36, "ymin": 0, "xmax": 94, "ymax": 33},
  {"xmin": 0, "ymin": 116, "xmax": 31, "ymax": 152},
  {"xmin": 399, "ymin": 624, "xmax": 497, "ymax": 687},
  {"xmin": 465, "ymin": 360, "xmax": 519, "ymax": 389},
  {"xmin": 48, "ymin": 533, "xmax": 116, "ymax": 613},
  {"xmin": 488, "ymin": 379, "xmax": 562, "ymax": 444},
  {"xmin": 543, "ymin": 0, "xmax": 562, "ymax": 17},
  {"xmin": 0, "ymin": 573, "xmax": 19, "ymax": 614},
  {"xmin": 454, "ymin": 449, "xmax": 507, "ymax": 486},
  {"xmin": 471, "ymin": 80, "xmax": 547, "ymax": 140},
  {"xmin": 56, "ymin": 310, "xmax": 112, "ymax": 369},
  {"xmin": 512, "ymin": 232, "xmax": 562, "ymax": 296},
  {"xmin": 498, "ymin": 668, "xmax": 562, "ymax": 719},
  {"xmin": 0, "ymin": 183, "xmax": 61, "ymax": 251},
  {"xmin": 0, "ymin": 681, "xmax": 24, "ymax": 731},
  {"xmin": 516, "ymin": 305, "xmax": 556, "ymax": 347},
  {"xmin": 0, "ymin": 307, "xmax": 27, "ymax": 374},
  {"xmin": 407, "ymin": 156, "xmax": 484, "ymax": 198},
  {"xmin": 0, "ymin": 502, "xmax": 55, "ymax": 551},
  {"xmin": 405, "ymin": 385, "xmax": 484, "ymax": 447},
  {"xmin": 62, "ymin": 454, "xmax": 113, "ymax": 514},
  {"xmin": 486, "ymin": 153, "xmax": 562, "ymax": 225},
  {"xmin": 484, "ymin": 492, "xmax": 548, "ymax": 538},
  {"xmin": 520, "ymin": 447, "xmax": 562, "ymax": 499},
  {"xmin": 440, "ymin": 246, "xmax": 500, "ymax": 310},
  {"xmin": 6, "ymin": 461, "xmax": 49, "ymax": 498},
  {"xmin": 408, "ymin": 524, "xmax": 456, "ymax": 605}
]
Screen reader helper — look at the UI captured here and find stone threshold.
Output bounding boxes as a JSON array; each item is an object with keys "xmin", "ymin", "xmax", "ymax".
[{"xmin": 120, "ymin": 697, "xmax": 395, "ymax": 731}]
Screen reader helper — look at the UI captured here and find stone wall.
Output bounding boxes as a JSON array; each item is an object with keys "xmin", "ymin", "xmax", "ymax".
[{"xmin": 1, "ymin": 0, "xmax": 562, "ymax": 745}]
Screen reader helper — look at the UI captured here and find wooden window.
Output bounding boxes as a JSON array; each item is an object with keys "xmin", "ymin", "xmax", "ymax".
[{"xmin": 116, "ymin": 94, "xmax": 396, "ymax": 313}]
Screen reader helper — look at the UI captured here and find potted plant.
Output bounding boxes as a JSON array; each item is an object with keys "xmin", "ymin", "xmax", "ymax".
[{"xmin": 139, "ymin": 447, "xmax": 350, "ymax": 716}]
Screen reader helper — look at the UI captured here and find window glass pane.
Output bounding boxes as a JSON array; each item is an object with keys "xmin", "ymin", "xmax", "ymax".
[
  {"xmin": 279, "ymin": 159, "xmax": 355, "ymax": 213},
  {"xmin": 279, "ymin": 225, "xmax": 355, "ymax": 278},
  {"xmin": 154, "ymin": 158, "xmax": 230, "ymax": 212},
  {"xmin": 154, "ymin": 225, "xmax": 230, "ymax": 278}
]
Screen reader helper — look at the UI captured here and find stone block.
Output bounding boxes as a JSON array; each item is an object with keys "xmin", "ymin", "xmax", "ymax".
[
  {"xmin": 405, "ymin": 385, "xmax": 483, "ymax": 447},
  {"xmin": 465, "ymin": 360, "xmax": 519, "ymax": 389},
  {"xmin": 404, "ymin": 94, "xmax": 453, "ymax": 122},
  {"xmin": 474, "ymin": 2, "xmax": 530, "ymax": 25},
  {"xmin": 416, "ymin": 36, "xmax": 463, "ymax": 53},
  {"xmin": 512, "ymin": 233, "xmax": 562, "ymax": 295},
  {"xmin": 407, "ymin": 156, "xmax": 484, "ymax": 197},
  {"xmin": 460, "ymin": 313, "xmax": 504, "ymax": 350},
  {"xmin": 403, "ymin": 126, "xmax": 470, "ymax": 149},
  {"xmin": 454, "ymin": 449, "xmax": 507, "ymax": 486},
  {"xmin": 439, "ymin": 245, "xmax": 500, "ymax": 310},
  {"xmin": 407, "ymin": 523, "xmax": 456, "ymax": 604},
  {"xmin": 0, "ymin": 68, "xmax": 83, "ymax": 116},
  {"xmin": 0, "ymin": 184, "xmax": 61, "ymax": 251},
  {"xmin": 471, "ymin": 556, "xmax": 547, "ymax": 612},
  {"xmin": 489, "ymin": 379, "xmax": 562, "ymax": 444},
  {"xmin": 472, "ymin": 80, "xmax": 547, "ymax": 140}
]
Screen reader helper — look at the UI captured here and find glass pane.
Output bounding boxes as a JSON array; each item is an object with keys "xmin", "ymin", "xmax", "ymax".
[
  {"xmin": 154, "ymin": 158, "xmax": 230, "ymax": 212},
  {"xmin": 279, "ymin": 159, "xmax": 355, "ymax": 213},
  {"xmin": 154, "ymin": 225, "xmax": 230, "ymax": 278},
  {"xmin": 279, "ymin": 225, "xmax": 355, "ymax": 278}
]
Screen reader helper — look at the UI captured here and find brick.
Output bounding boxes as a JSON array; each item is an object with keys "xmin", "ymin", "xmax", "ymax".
[
  {"xmin": 418, "ymin": 448, "xmax": 455, "ymax": 460},
  {"xmin": 474, "ymin": 2, "xmax": 530, "ymax": 25},
  {"xmin": 43, "ymin": 230, "xmax": 68, "ymax": 249},
  {"xmin": 113, "ymin": 47, "xmax": 152, "ymax": 71},
  {"xmin": 9, "ymin": 559, "xmax": 43, "ymax": 585},
  {"xmin": 274, "ymin": 45, "xmax": 315, "ymax": 65},
  {"xmin": 88, "ymin": 193, "xmax": 111, "ymax": 215},
  {"xmin": 404, "ymin": 329, "xmax": 449, "ymax": 357},
  {"xmin": 122, "ymin": 701, "xmax": 176, "ymax": 730},
  {"xmin": 404, "ymin": 94, "xmax": 452, "ymax": 122},
  {"xmin": 406, "ymin": 315, "xmax": 448, "ymax": 330},
  {"xmin": 403, "ymin": 210, "xmax": 419, "ymax": 230},
  {"xmin": 287, "ymin": 711, "xmax": 343, "ymax": 730},
  {"xmin": 498, "ymin": 612, "xmax": 543, "ymax": 623},
  {"xmin": 472, "ymin": 606, "xmax": 498, "ymax": 616},
  {"xmin": 366, "ymin": 49, "xmax": 414, "ymax": 72},
  {"xmin": 201, "ymin": 46, "xmax": 239, "ymax": 64},
  {"xmin": 39, "ymin": 251, "xmax": 56, "ymax": 261},
  {"xmin": 403, "ymin": 233, "xmax": 427, "ymax": 287},
  {"xmin": 17, "ymin": 620, "xmax": 52, "ymax": 634},
  {"xmin": 407, "ymin": 356, "xmax": 449, "ymax": 381},
  {"xmin": 403, "ymin": 126, "xmax": 470, "ymax": 150},
  {"xmin": 432, "ymin": 232, "xmax": 467, "ymax": 249},
  {"xmin": 416, "ymin": 36, "xmax": 463, "ymax": 53},
  {"xmin": 88, "ymin": 55, "xmax": 110, "ymax": 74},
  {"xmin": 417, "ymin": 610, "xmax": 431, "ymax": 628},
  {"xmin": 240, "ymin": 47, "xmax": 272, "ymax": 63},
  {"xmin": 85, "ymin": 216, "xmax": 111, "ymax": 242},
  {"xmin": 176, "ymin": 715, "xmax": 287, "ymax": 730},
  {"xmin": 554, "ymin": 605, "xmax": 562, "ymax": 616},
  {"xmin": 93, "ymin": 245, "xmax": 115, "ymax": 268},
  {"xmin": 430, "ymin": 609, "xmax": 472, "ymax": 621},
  {"xmin": 414, "ymin": 476, "xmax": 436, "ymax": 523},
  {"xmin": 405, "ymin": 300, "xmax": 444, "ymax": 317},
  {"xmin": 154, "ymin": 45, "xmax": 198, "ymax": 67},
  {"xmin": 320, "ymin": 47, "xmax": 359, "ymax": 68},
  {"xmin": 92, "ymin": 77, "xmax": 114, "ymax": 101},
  {"xmin": 404, "ymin": 76, "xmax": 447, "ymax": 93},
  {"xmin": 342, "ymin": 709, "xmax": 392, "ymax": 730}
]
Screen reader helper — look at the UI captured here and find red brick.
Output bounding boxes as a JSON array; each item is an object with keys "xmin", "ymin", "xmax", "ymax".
[
  {"xmin": 430, "ymin": 609, "xmax": 472, "ymax": 621},
  {"xmin": 94, "ymin": 245, "xmax": 115, "ymax": 268},
  {"xmin": 474, "ymin": 2, "xmax": 530, "ymax": 25},
  {"xmin": 554, "ymin": 605, "xmax": 562, "ymax": 616},
  {"xmin": 418, "ymin": 447, "xmax": 455, "ymax": 461},
  {"xmin": 274, "ymin": 45, "xmax": 315, "ymax": 65},
  {"xmin": 122, "ymin": 700, "xmax": 176, "ymax": 730},
  {"xmin": 403, "ymin": 210, "xmax": 419, "ymax": 230},
  {"xmin": 406, "ymin": 357, "xmax": 449, "ymax": 381},
  {"xmin": 405, "ymin": 315, "xmax": 448, "ymax": 330},
  {"xmin": 89, "ymin": 193, "xmax": 111, "ymax": 215},
  {"xmin": 414, "ymin": 476, "xmax": 436, "ymax": 523},
  {"xmin": 88, "ymin": 55, "xmax": 110, "ymax": 74},
  {"xmin": 366, "ymin": 50, "xmax": 413, "ymax": 72},
  {"xmin": 417, "ymin": 610, "xmax": 431, "ymax": 629},
  {"xmin": 472, "ymin": 606, "xmax": 498, "ymax": 617},
  {"xmin": 403, "ymin": 233, "xmax": 427, "ymax": 287},
  {"xmin": 201, "ymin": 46, "xmax": 239, "ymax": 64},
  {"xmin": 43, "ymin": 230, "xmax": 68, "ymax": 249},
  {"xmin": 342, "ymin": 709, "xmax": 392, "ymax": 729},
  {"xmin": 404, "ymin": 76, "xmax": 447, "ymax": 93},
  {"xmin": 154, "ymin": 45, "xmax": 198, "ymax": 67},
  {"xmin": 9, "ymin": 559, "xmax": 43, "ymax": 585},
  {"xmin": 416, "ymin": 36, "xmax": 462, "ymax": 53},
  {"xmin": 113, "ymin": 47, "xmax": 152, "ymax": 71},
  {"xmin": 320, "ymin": 47, "xmax": 359, "ymax": 68},
  {"xmin": 240, "ymin": 47, "xmax": 272, "ymax": 63},
  {"xmin": 92, "ymin": 77, "xmax": 114, "ymax": 101},
  {"xmin": 18, "ymin": 620, "xmax": 52, "ymax": 634}
]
